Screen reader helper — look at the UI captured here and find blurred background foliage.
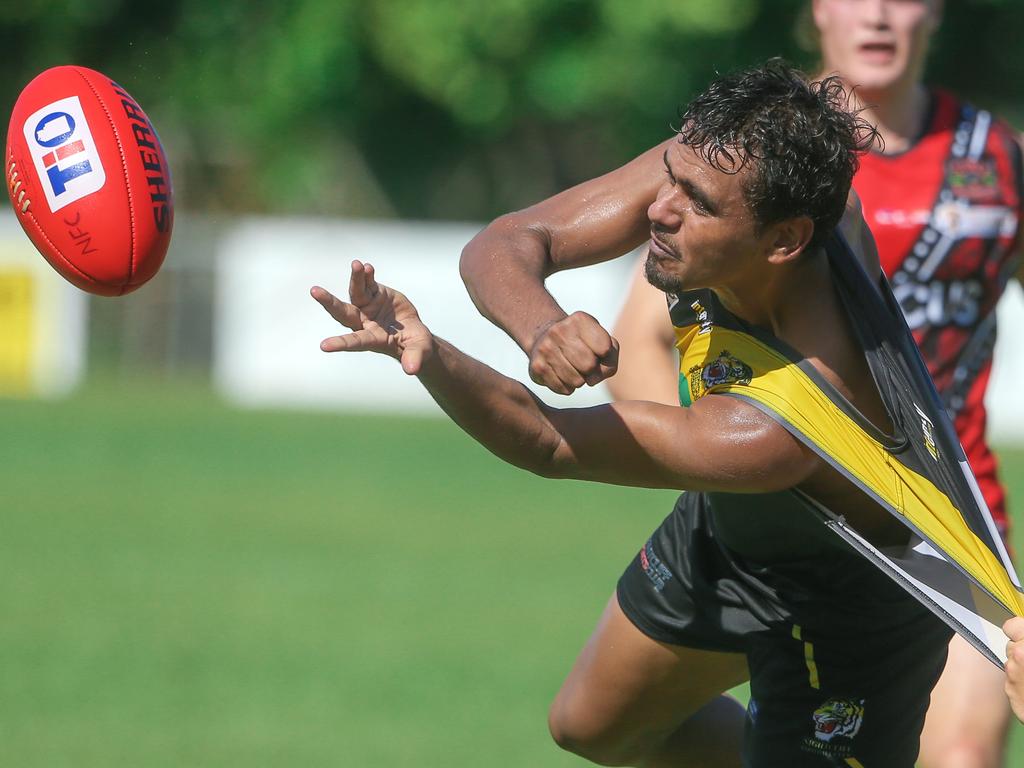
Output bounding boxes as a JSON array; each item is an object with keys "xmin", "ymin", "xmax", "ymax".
[
  {"xmin": 2, "ymin": 0, "xmax": 1022, "ymax": 222},
  {"xmin": 2, "ymin": 6, "xmax": 1024, "ymax": 764}
]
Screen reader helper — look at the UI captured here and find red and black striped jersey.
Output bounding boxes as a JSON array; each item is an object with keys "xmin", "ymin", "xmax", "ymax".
[{"xmin": 854, "ymin": 91, "xmax": 1023, "ymax": 531}]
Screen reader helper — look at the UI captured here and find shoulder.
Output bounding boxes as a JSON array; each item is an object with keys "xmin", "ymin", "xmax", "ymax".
[
  {"xmin": 943, "ymin": 91, "xmax": 1021, "ymax": 151},
  {"xmin": 982, "ymin": 107, "xmax": 1023, "ymax": 163},
  {"xmin": 950, "ymin": 97, "xmax": 1024, "ymax": 191}
]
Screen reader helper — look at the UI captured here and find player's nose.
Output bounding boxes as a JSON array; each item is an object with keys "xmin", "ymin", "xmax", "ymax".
[{"xmin": 647, "ymin": 186, "xmax": 682, "ymax": 230}]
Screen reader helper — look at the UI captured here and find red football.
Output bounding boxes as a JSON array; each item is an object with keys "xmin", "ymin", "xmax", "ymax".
[{"xmin": 5, "ymin": 65, "xmax": 173, "ymax": 296}]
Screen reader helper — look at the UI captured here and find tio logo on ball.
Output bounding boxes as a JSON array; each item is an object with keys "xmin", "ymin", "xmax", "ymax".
[{"xmin": 22, "ymin": 95, "xmax": 106, "ymax": 212}]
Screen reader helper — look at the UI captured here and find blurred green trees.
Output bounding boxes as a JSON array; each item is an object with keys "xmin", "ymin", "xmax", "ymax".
[{"xmin": 3, "ymin": 1, "xmax": 1021, "ymax": 220}]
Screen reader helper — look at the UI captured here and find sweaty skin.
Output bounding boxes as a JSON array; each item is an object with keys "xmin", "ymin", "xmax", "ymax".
[
  {"xmin": 313, "ymin": 137, "xmax": 916, "ymax": 765},
  {"xmin": 462, "ymin": 4, "xmax": 1021, "ymax": 764},
  {"xmin": 460, "ymin": 140, "xmax": 671, "ymax": 395}
]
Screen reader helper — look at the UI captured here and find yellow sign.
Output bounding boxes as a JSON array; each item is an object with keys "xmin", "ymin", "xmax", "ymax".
[{"xmin": 0, "ymin": 269, "xmax": 34, "ymax": 395}]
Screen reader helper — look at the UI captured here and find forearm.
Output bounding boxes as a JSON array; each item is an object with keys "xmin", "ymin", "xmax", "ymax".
[
  {"xmin": 418, "ymin": 335, "xmax": 564, "ymax": 475},
  {"xmin": 415, "ymin": 336, "xmax": 813, "ymax": 492},
  {"xmin": 416, "ymin": 336, "xmax": 651, "ymax": 485},
  {"xmin": 459, "ymin": 216, "xmax": 568, "ymax": 353}
]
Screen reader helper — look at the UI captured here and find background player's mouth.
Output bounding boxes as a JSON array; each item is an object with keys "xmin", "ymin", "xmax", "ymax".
[{"xmin": 858, "ymin": 42, "xmax": 897, "ymax": 62}]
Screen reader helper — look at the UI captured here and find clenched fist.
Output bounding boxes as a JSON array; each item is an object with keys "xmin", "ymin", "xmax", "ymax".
[{"xmin": 528, "ymin": 311, "xmax": 619, "ymax": 395}]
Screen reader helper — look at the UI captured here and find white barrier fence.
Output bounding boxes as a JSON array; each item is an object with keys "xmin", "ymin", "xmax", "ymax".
[
  {"xmin": 990, "ymin": 280, "xmax": 1024, "ymax": 443},
  {"xmin": 3, "ymin": 210, "xmax": 1022, "ymax": 444},
  {"xmin": 214, "ymin": 216, "xmax": 1024, "ymax": 445},
  {"xmin": 213, "ymin": 217, "xmax": 633, "ymax": 412}
]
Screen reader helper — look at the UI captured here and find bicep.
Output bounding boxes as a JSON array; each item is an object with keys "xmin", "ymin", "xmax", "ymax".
[
  {"xmin": 543, "ymin": 395, "xmax": 817, "ymax": 492},
  {"xmin": 510, "ymin": 138, "xmax": 675, "ymax": 273}
]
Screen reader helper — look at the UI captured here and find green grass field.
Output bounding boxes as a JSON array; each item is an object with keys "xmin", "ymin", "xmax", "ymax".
[{"xmin": 2, "ymin": 378, "xmax": 1024, "ymax": 766}]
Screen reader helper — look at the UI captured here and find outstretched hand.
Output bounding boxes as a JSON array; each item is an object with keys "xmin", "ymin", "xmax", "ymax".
[{"xmin": 311, "ymin": 260, "xmax": 434, "ymax": 375}]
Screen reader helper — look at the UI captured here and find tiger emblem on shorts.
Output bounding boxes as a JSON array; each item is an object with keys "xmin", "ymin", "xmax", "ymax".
[{"xmin": 811, "ymin": 698, "xmax": 865, "ymax": 742}]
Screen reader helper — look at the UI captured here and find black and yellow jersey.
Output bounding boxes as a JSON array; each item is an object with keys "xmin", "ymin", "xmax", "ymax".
[{"xmin": 667, "ymin": 233, "xmax": 1024, "ymax": 668}]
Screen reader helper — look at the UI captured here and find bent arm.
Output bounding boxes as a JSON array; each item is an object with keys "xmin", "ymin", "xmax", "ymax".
[
  {"xmin": 459, "ymin": 139, "xmax": 673, "ymax": 353},
  {"xmin": 419, "ymin": 335, "xmax": 815, "ymax": 492}
]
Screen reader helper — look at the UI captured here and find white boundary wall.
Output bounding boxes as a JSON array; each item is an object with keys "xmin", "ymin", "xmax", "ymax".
[
  {"xmin": 214, "ymin": 216, "xmax": 1024, "ymax": 444},
  {"xmin": 989, "ymin": 280, "xmax": 1024, "ymax": 443},
  {"xmin": 213, "ymin": 217, "xmax": 634, "ymax": 412}
]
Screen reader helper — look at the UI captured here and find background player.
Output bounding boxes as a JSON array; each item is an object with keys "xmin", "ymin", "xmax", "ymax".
[{"xmin": 579, "ymin": 3, "xmax": 1023, "ymax": 765}]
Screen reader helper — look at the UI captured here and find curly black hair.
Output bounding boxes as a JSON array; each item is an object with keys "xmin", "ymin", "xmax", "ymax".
[{"xmin": 676, "ymin": 59, "xmax": 878, "ymax": 250}]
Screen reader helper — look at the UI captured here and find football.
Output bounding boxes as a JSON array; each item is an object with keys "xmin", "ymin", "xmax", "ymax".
[{"xmin": 5, "ymin": 65, "xmax": 173, "ymax": 296}]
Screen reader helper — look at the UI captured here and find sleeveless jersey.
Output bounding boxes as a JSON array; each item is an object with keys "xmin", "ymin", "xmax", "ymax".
[
  {"xmin": 668, "ymin": 234, "xmax": 1023, "ymax": 667},
  {"xmin": 853, "ymin": 91, "xmax": 1023, "ymax": 531}
]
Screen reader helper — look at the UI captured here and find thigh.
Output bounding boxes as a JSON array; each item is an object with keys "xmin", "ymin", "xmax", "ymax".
[
  {"xmin": 917, "ymin": 633, "xmax": 1010, "ymax": 768},
  {"xmin": 550, "ymin": 593, "xmax": 749, "ymax": 755}
]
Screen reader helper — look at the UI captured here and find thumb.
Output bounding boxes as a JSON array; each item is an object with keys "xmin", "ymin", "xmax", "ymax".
[
  {"xmin": 589, "ymin": 336, "xmax": 620, "ymax": 384},
  {"xmin": 401, "ymin": 341, "xmax": 431, "ymax": 375},
  {"xmin": 603, "ymin": 335, "xmax": 620, "ymax": 369}
]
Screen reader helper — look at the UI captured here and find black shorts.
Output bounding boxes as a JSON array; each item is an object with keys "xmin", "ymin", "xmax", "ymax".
[{"xmin": 617, "ymin": 492, "xmax": 953, "ymax": 767}]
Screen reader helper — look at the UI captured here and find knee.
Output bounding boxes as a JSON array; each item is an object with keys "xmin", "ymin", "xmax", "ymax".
[{"xmin": 547, "ymin": 697, "xmax": 640, "ymax": 766}]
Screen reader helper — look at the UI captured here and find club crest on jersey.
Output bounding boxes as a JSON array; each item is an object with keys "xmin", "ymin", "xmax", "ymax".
[
  {"xmin": 687, "ymin": 350, "xmax": 752, "ymax": 401},
  {"xmin": 800, "ymin": 698, "xmax": 865, "ymax": 759},
  {"xmin": 946, "ymin": 157, "xmax": 1000, "ymax": 204},
  {"xmin": 22, "ymin": 96, "xmax": 106, "ymax": 212}
]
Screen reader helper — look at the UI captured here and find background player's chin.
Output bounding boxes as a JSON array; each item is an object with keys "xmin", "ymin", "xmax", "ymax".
[{"xmin": 845, "ymin": 63, "xmax": 903, "ymax": 95}]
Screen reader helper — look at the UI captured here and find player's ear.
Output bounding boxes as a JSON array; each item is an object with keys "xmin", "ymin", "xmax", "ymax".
[{"xmin": 766, "ymin": 216, "xmax": 815, "ymax": 265}]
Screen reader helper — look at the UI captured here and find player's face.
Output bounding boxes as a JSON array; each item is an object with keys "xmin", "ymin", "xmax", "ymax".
[
  {"xmin": 645, "ymin": 143, "xmax": 771, "ymax": 296},
  {"xmin": 813, "ymin": 0, "xmax": 940, "ymax": 96}
]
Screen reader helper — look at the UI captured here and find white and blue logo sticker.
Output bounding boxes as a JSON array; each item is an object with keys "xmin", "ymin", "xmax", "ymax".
[{"xmin": 22, "ymin": 96, "xmax": 106, "ymax": 212}]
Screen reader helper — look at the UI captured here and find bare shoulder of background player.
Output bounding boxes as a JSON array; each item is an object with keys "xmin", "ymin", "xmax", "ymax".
[{"xmin": 839, "ymin": 189, "xmax": 882, "ymax": 282}]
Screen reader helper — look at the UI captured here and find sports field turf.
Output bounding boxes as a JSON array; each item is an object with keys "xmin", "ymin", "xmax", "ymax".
[{"xmin": 2, "ymin": 378, "xmax": 1024, "ymax": 766}]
